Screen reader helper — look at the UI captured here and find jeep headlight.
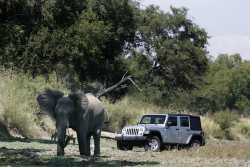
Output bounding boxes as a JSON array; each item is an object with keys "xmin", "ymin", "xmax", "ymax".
[
  {"xmin": 138, "ymin": 127, "xmax": 145, "ymax": 136},
  {"xmin": 122, "ymin": 128, "xmax": 126, "ymax": 135},
  {"xmin": 144, "ymin": 130, "xmax": 150, "ymax": 135}
]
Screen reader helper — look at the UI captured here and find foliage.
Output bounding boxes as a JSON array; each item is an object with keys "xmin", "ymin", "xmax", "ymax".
[
  {"xmin": 213, "ymin": 111, "xmax": 239, "ymax": 139},
  {"xmin": 231, "ymin": 118, "xmax": 250, "ymax": 139},
  {"xmin": 0, "ymin": 0, "xmax": 138, "ymax": 88},
  {"xmin": 201, "ymin": 116, "xmax": 224, "ymax": 139},
  {"xmin": 214, "ymin": 111, "xmax": 239, "ymax": 130},
  {"xmin": 103, "ymin": 96, "xmax": 171, "ymax": 132},
  {"xmin": 0, "ymin": 69, "xmax": 66, "ymax": 138},
  {"xmin": 127, "ymin": 6, "xmax": 208, "ymax": 105},
  {"xmin": 191, "ymin": 54, "xmax": 250, "ymax": 115},
  {"xmin": 0, "ymin": 1, "xmax": 210, "ymax": 102}
]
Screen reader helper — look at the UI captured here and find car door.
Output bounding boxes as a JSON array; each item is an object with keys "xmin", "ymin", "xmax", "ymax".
[
  {"xmin": 178, "ymin": 116, "xmax": 192, "ymax": 144},
  {"xmin": 164, "ymin": 116, "xmax": 179, "ymax": 143}
]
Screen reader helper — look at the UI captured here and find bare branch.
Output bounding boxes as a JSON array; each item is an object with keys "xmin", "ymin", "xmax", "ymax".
[
  {"xmin": 96, "ymin": 73, "xmax": 142, "ymax": 98},
  {"xmin": 127, "ymin": 77, "xmax": 142, "ymax": 92},
  {"xmin": 122, "ymin": 71, "xmax": 128, "ymax": 80}
]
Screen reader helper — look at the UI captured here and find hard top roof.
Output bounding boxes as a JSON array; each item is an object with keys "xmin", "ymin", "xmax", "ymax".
[{"xmin": 142, "ymin": 114, "xmax": 200, "ymax": 117}]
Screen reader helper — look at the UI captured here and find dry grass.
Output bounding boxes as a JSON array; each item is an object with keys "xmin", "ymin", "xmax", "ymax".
[
  {"xmin": 201, "ymin": 117, "xmax": 224, "ymax": 139},
  {"xmin": 1, "ymin": 69, "xmax": 250, "ymax": 141},
  {"xmin": 231, "ymin": 118, "xmax": 250, "ymax": 140},
  {"xmin": 103, "ymin": 96, "xmax": 174, "ymax": 132},
  {"xmin": 0, "ymin": 70, "xmax": 66, "ymax": 138},
  {"xmin": 0, "ymin": 138, "xmax": 249, "ymax": 167},
  {"xmin": 104, "ymin": 96, "xmax": 250, "ymax": 140}
]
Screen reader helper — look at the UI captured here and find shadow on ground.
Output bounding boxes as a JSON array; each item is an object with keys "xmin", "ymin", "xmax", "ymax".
[
  {"xmin": 0, "ymin": 147, "xmax": 160, "ymax": 167},
  {"xmin": 0, "ymin": 136, "xmax": 56, "ymax": 144}
]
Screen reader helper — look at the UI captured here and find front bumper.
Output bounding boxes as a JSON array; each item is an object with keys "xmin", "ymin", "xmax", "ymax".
[
  {"xmin": 115, "ymin": 134, "xmax": 146, "ymax": 141},
  {"xmin": 115, "ymin": 134, "xmax": 147, "ymax": 146}
]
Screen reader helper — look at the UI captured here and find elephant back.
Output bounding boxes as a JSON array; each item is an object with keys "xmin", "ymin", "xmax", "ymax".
[
  {"xmin": 85, "ymin": 93, "xmax": 106, "ymax": 129},
  {"xmin": 85, "ymin": 93, "xmax": 103, "ymax": 112},
  {"xmin": 69, "ymin": 90, "xmax": 89, "ymax": 112}
]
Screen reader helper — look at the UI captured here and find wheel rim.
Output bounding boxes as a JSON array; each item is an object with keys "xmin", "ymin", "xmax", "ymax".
[
  {"xmin": 148, "ymin": 139, "xmax": 159, "ymax": 151},
  {"xmin": 191, "ymin": 141, "xmax": 200, "ymax": 148}
]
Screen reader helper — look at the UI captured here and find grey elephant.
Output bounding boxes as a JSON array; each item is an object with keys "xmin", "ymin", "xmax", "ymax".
[{"xmin": 37, "ymin": 89, "xmax": 107, "ymax": 156}]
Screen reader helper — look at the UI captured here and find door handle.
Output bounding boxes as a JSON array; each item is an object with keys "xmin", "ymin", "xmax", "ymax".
[{"xmin": 176, "ymin": 129, "xmax": 179, "ymax": 130}]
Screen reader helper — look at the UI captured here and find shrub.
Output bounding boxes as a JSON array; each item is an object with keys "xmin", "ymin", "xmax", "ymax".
[
  {"xmin": 0, "ymin": 69, "xmax": 66, "ymax": 138},
  {"xmin": 231, "ymin": 118, "xmax": 250, "ymax": 140},
  {"xmin": 201, "ymin": 116, "xmax": 224, "ymax": 139},
  {"xmin": 214, "ymin": 111, "xmax": 239, "ymax": 130},
  {"xmin": 102, "ymin": 96, "xmax": 171, "ymax": 132},
  {"xmin": 213, "ymin": 111, "xmax": 239, "ymax": 139}
]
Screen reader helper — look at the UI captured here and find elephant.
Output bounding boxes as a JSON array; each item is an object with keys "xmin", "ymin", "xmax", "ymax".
[{"xmin": 37, "ymin": 89, "xmax": 107, "ymax": 156}]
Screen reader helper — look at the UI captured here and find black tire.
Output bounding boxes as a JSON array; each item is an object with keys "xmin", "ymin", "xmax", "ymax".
[
  {"xmin": 117, "ymin": 141, "xmax": 133, "ymax": 151},
  {"xmin": 125, "ymin": 145, "xmax": 133, "ymax": 150},
  {"xmin": 117, "ymin": 141, "xmax": 125, "ymax": 150},
  {"xmin": 144, "ymin": 136, "xmax": 162, "ymax": 152},
  {"xmin": 190, "ymin": 139, "xmax": 201, "ymax": 149}
]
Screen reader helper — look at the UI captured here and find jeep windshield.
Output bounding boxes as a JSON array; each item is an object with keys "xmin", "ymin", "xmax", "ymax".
[{"xmin": 140, "ymin": 115, "xmax": 166, "ymax": 124}]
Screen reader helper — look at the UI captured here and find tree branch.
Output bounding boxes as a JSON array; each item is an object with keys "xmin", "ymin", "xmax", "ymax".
[{"xmin": 96, "ymin": 74, "xmax": 142, "ymax": 98}]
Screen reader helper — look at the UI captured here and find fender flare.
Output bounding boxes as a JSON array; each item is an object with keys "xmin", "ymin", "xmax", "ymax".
[
  {"xmin": 187, "ymin": 134, "xmax": 203, "ymax": 145},
  {"xmin": 144, "ymin": 130, "xmax": 163, "ymax": 141}
]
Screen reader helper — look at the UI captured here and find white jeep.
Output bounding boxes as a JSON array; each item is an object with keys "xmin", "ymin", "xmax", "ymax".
[{"xmin": 115, "ymin": 114, "xmax": 205, "ymax": 151}]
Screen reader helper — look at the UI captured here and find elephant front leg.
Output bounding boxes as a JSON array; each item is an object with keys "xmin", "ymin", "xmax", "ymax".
[
  {"xmin": 93, "ymin": 129, "xmax": 101, "ymax": 156},
  {"xmin": 56, "ymin": 126, "xmax": 66, "ymax": 156},
  {"xmin": 77, "ymin": 131, "xmax": 90, "ymax": 156}
]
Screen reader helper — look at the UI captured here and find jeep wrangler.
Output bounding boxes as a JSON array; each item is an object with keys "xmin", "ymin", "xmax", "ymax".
[{"xmin": 115, "ymin": 114, "xmax": 205, "ymax": 151}]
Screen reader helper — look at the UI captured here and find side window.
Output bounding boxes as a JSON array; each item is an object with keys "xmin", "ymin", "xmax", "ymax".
[
  {"xmin": 180, "ymin": 117, "xmax": 190, "ymax": 127},
  {"xmin": 167, "ymin": 116, "xmax": 177, "ymax": 127},
  {"xmin": 155, "ymin": 117, "xmax": 166, "ymax": 124},
  {"xmin": 141, "ymin": 116, "xmax": 151, "ymax": 124}
]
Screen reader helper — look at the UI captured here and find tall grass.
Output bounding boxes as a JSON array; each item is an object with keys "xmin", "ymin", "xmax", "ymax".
[
  {"xmin": 1, "ymin": 69, "xmax": 250, "ymax": 140},
  {"xmin": 0, "ymin": 69, "xmax": 66, "ymax": 138},
  {"xmin": 104, "ymin": 97, "xmax": 250, "ymax": 140},
  {"xmin": 201, "ymin": 116, "xmax": 224, "ymax": 139},
  {"xmin": 103, "ymin": 96, "xmax": 175, "ymax": 132},
  {"xmin": 231, "ymin": 118, "xmax": 250, "ymax": 140}
]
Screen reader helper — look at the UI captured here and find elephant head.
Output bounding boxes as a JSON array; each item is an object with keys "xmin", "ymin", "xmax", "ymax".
[{"xmin": 37, "ymin": 89, "xmax": 64, "ymax": 119}]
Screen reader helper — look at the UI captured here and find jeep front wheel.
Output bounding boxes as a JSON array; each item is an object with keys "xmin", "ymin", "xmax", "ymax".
[
  {"xmin": 117, "ymin": 141, "xmax": 133, "ymax": 151},
  {"xmin": 144, "ymin": 136, "xmax": 161, "ymax": 152}
]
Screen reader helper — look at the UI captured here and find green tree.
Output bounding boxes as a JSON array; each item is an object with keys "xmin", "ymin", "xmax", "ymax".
[
  {"xmin": 127, "ymin": 6, "xmax": 208, "ymax": 104},
  {"xmin": 191, "ymin": 54, "xmax": 250, "ymax": 115},
  {"xmin": 0, "ymin": 0, "xmax": 137, "ymax": 87}
]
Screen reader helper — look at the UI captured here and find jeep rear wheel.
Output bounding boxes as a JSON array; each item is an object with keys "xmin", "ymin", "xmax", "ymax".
[
  {"xmin": 144, "ymin": 136, "xmax": 161, "ymax": 152},
  {"xmin": 190, "ymin": 139, "xmax": 201, "ymax": 149}
]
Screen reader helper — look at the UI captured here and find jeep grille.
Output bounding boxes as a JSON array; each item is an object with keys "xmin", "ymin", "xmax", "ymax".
[{"xmin": 125, "ymin": 128, "xmax": 139, "ymax": 136}]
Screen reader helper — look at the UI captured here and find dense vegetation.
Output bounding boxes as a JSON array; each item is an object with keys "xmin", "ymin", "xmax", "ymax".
[
  {"xmin": 1, "ymin": 0, "xmax": 250, "ymax": 139},
  {"xmin": 0, "ymin": 0, "xmax": 208, "ymax": 92}
]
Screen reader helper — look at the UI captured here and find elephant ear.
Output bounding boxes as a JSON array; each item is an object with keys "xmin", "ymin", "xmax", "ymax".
[
  {"xmin": 37, "ymin": 89, "xmax": 64, "ymax": 119},
  {"xmin": 69, "ymin": 90, "xmax": 88, "ymax": 111}
]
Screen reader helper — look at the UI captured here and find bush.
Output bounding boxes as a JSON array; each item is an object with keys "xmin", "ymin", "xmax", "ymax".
[
  {"xmin": 213, "ymin": 111, "xmax": 239, "ymax": 139},
  {"xmin": 214, "ymin": 111, "xmax": 239, "ymax": 130},
  {"xmin": 103, "ymin": 96, "xmax": 173, "ymax": 132},
  {"xmin": 0, "ymin": 69, "xmax": 66, "ymax": 138},
  {"xmin": 201, "ymin": 116, "xmax": 224, "ymax": 139},
  {"xmin": 231, "ymin": 118, "xmax": 250, "ymax": 140}
]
